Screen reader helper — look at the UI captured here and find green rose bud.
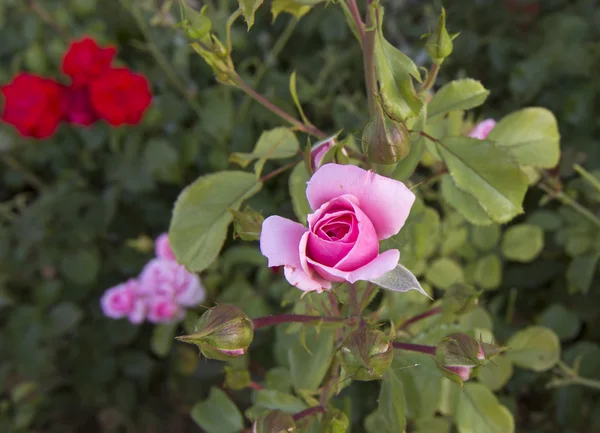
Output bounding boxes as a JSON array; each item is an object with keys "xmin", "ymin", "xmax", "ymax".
[
  {"xmin": 362, "ymin": 106, "xmax": 411, "ymax": 165},
  {"xmin": 340, "ymin": 328, "xmax": 393, "ymax": 381},
  {"xmin": 179, "ymin": 1, "xmax": 212, "ymax": 41},
  {"xmin": 321, "ymin": 408, "xmax": 350, "ymax": 433},
  {"xmin": 176, "ymin": 304, "xmax": 254, "ymax": 361},
  {"xmin": 229, "ymin": 205, "xmax": 264, "ymax": 241},
  {"xmin": 423, "ymin": 8, "xmax": 459, "ymax": 64},
  {"xmin": 252, "ymin": 410, "xmax": 296, "ymax": 433}
]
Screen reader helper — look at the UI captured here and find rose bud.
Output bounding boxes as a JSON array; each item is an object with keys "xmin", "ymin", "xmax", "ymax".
[
  {"xmin": 362, "ymin": 106, "xmax": 411, "ymax": 165},
  {"xmin": 340, "ymin": 327, "xmax": 393, "ymax": 381},
  {"xmin": 175, "ymin": 304, "xmax": 254, "ymax": 361},
  {"xmin": 321, "ymin": 408, "xmax": 349, "ymax": 433},
  {"xmin": 252, "ymin": 410, "xmax": 296, "ymax": 433},
  {"xmin": 435, "ymin": 332, "xmax": 493, "ymax": 388},
  {"xmin": 310, "ymin": 136, "xmax": 336, "ymax": 171},
  {"xmin": 423, "ymin": 7, "xmax": 458, "ymax": 64}
]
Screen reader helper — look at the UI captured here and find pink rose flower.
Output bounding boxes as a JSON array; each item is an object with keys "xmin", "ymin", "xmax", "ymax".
[
  {"xmin": 260, "ymin": 163, "xmax": 415, "ymax": 292},
  {"xmin": 311, "ymin": 137, "xmax": 335, "ymax": 171},
  {"xmin": 100, "ymin": 279, "xmax": 146, "ymax": 323},
  {"xmin": 155, "ymin": 233, "xmax": 176, "ymax": 261},
  {"xmin": 139, "ymin": 258, "xmax": 206, "ymax": 307},
  {"xmin": 146, "ymin": 295, "xmax": 185, "ymax": 323},
  {"xmin": 468, "ymin": 118, "xmax": 496, "ymax": 140}
]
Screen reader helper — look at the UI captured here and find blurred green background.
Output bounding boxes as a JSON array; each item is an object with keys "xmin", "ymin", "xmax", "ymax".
[{"xmin": 1, "ymin": 0, "xmax": 600, "ymax": 432}]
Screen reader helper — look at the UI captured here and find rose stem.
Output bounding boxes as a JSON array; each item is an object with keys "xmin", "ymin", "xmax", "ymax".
[
  {"xmin": 392, "ymin": 342, "xmax": 436, "ymax": 356},
  {"xmin": 292, "ymin": 406, "xmax": 326, "ymax": 422},
  {"xmin": 399, "ymin": 306, "xmax": 442, "ymax": 331}
]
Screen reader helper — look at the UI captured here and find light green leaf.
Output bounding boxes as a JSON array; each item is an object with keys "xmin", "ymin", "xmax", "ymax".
[
  {"xmin": 441, "ymin": 226, "xmax": 468, "ymax": 255},
  {"xmin": 428, "ymin": 79, "xmax": 489, "ymax": 118},
  {"xmin": 190, "ymin": 387, "xmax": 244, "ymax": 433},
  {"xmin": 254, "ymin": 389, "xmax": 307, "ymax": 413},
  {"xmin": 289, "ymin": 327, "xmax": 334, "ymax": 392},
  {"xmin": 501, "ymin": 224, "xmax": 544, "ymax": 262},
  {"xmin": 506, "ymin": 326, "xmax": 560, "ymax": 372},
  {"xmin": 441, "ymin": 176, "xmax": 493, "ymax": 226},
  {"xmin": 436, "ymin": 137, "xmax": 528, "ymax": 223},
  {"xmin": 471, "ymin": 224, "xmax": 501, "ymax": 251},
  {"xmin": 455, "ymin": 383, "xmax": 514, "ymax": 433},
  {"xmin": 289, "ymin": 162, "xmax": 312, "ymax": 225},
  {"xmin": 414, "ymin": 418, "xmax": 451, "ymax": 433},
  {"xmin": 290, "ymin": 70, "xmax": 311, "ymax": 126},
  {"xmin": 539, "ymin": 304, "xmax": 581, "ymax": 341},
  {"xmin": 474, "ymin": 254, "xmax": 502, "ymax": 290},
  {"xmin": 487, "ymin": 107, "xmax": 560, "ymax": 168},
  {"xmin": 478, "ymin": 355, "xmax": 513, "ymax": 391},
  {"xmin": 230, "ymin": 127, "xmax": 299, "ymax": 177},
  {"xmin": 394, "ymin": 354, "xmax": 443, "ymax": 420},
  {"xmin": 368, "ymin": 263, "xmax": 431, "ymax": 298},
  {"xmin": 151, "ymin": 322, "xmax": 177, "ymax": 358},
  {"xmin": 374, "ymin": 11, "xmax": 423, "ymax": 120},
  {"xmin": 239, "ymin": 0, "xmax": 263, "ymax": 29},
  {"xmin": 425, "ymin": 257, "xmax": 464, "ymax": 290},
  {"xmin": 271, "ymin": 0, "xmax": 312, "ymax": 20},
  {"xmin": 379, "ymin": 369, "xmax": 406, "ymax": 433},
  {"xmin": 169, "ymin": 171, "xmax": 262, "ymax": 272}
]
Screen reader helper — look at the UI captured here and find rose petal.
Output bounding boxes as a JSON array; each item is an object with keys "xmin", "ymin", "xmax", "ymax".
[
  {"xmin": 260, "ymin": 216, "xmax": 308, "ymax": 268},
  {"xmin": 306, "ymin": 164, "xmax": 415, "ymax": 240},
  {"xmin": 155, "ymin": 233, "xmax": 176, "ymax": 261},
  {"xmin": 468, "ymin": 119, "xmax": 496, "ymax": 140},
  {"xmin": 284, "ymin": 264, "xmax": 332, "ymax": 292},
  {"xmin": 308, "ymin": 249, "xmax": 400, "ymax": 284}
]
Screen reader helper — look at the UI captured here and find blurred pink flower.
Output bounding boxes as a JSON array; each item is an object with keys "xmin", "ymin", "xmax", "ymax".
[
  {"xmin": 146, "ymin": 295, "xmax": 185, "ymax": 323},
  {"xmin": 139, "ymin": 258, "xmax": 206, "ymax": 307},
  {"xmin": 155, "ymin": 232, "xmax": 176, "ymax": 261},
  {"xmin": 100, "ymin": 279, "xmax": 145, "ymax": 322},
  {"xmin": 468, "ymin": 119, "xmax": 496, "ymax": 140}
]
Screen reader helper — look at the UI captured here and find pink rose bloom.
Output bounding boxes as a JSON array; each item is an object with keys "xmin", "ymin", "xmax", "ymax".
[
  {"xmin": 260, "ymin": 163, "xmax": 415, "ymax": 292},
  {"xmin": 139, "ymin": 258, "xmax": 206, "ymax": 307},
  {"xmin": 155, "ymin": 232, "xmax": 176, "ymax": 261},
  {"xmin": 311, "ymin": 137, "xmax": 336, "ymax": 171},
  {"xmin": 468, "ymin": 118, "xmax": 496, "ymax": 140},
  {"xmin": 146, "ymin": 295, "xmax": 185, "ymax": 323},
  {"xmin": 100, "ymin": 279, "xmax": 146, "ymax": 323}
]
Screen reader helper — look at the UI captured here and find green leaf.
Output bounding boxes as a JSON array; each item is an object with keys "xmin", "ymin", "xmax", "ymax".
[
  {"xmin": 478, "ymin": 355, "xmax": 513, "ymax": 391},
  {"xmin": 436, "ymin": 137, "xmax": 528, "ymax": 223},
  {"xmin": 473, "ymin": 254, "xmax": 502, "ymax": 290},
  {"xmin": 190, "ymin": 387, "xmax": 244, "ymax": 433},
  {"xmin": 59, "ymin": 248, "xmax": 100, "ymax": 285},
  {"xmin": 289, "ymin": 162, "xmax": 312, "ymax": 225},
  {"xmin": 539, "ymin": 304, "xmax": 581, "ymax": 341},
  {"xmin": 169, "ymin": 171, "xmax": 262, "ymax": 272},
  {"xmin": 271, "ymin": 0, "xmax": 312, "ymax": 20},
  {"xmin": 428, "ymin": 79, "xmax": 489, "ymax": 118},
  {"xmin": 48, "ymin": 302, "xmax": 83, "ymax": 336},
  {"xmin": 441, "ymin": 226, "xmax": 468, "ymax": 255},
  {"xmin": 414, "ymin": 418, "xmax": 451, "ymax": 433},
  {"xmin": 230, "ymin": 127, "xmax": 299, "ymax": 177},
  {"xmin": 374, "ymin": 12, "xmax": 423, "ymax": 120},
  {"xmin": 394, "ymin": 354, "xmax": 443, "ymax": 420},
  {"xmin": 289, "ymin": 327, "xmax": 334, "ymax": 392},
  {"xmin": 151, "ymin": 322, "xmax": 177, "ymax": 358},
  {"xmin": 441, "ymin": 176, "xmax": 493, "ymax": 225},
  {"xmin": 487, "ymin": 107, "xmax": 560, "ymax": 168},
  {"xmin": 527, "ymin": 210, "xmax": 563, "ymax": 231},
  {"xmin": 425, "ymin": 257, "xmax": 464, "ymax": 290},
  {"xmin": 506, "ymin": 326, "xmax": 560, "ymax": 372},
  {"xmin": 368, "ymin": 263, "xmax": 431, "ymax": 298},
  {"xmin": 239, "ymin": 0, "xmax": 264, "ymax": 29},
  {"xmin": 379, "ymin": 369, "xmax": 406, "ymax": 433},
  {"xmin": 455, "ymin": 383, "xmax": 514, "ymax": 433},
  {"xmin": 254, "ymin": 389, "xmax": 307, "ymax": 413},
  {"xmin": 566, "ymin": 251, "xmax": 600, "ymax": 294},
  {"xmin": 501, "ymin": 224, "xmax": 544, "ymax": 262},
  {"xmin": 471, "ymin": 224, "xmax": 500, "ymax": 251}
]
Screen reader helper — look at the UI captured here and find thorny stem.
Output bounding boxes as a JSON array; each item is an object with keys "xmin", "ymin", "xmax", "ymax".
[
  {"xmin": 233, "ymin": 73, "xmax": 327, "ymax": 139},
  {"xmin": 399, "ymin": 306, "xmax": 442, "ymax": 331},
  {"xmin": 258, "ymin": 159, "xmax": 301, "ymax": 183},
  {"xmin": 362, "ymin": 1, "xmax": 377, "ymax": 115},
  {"xmin": 2, "ymin": 155, "xmax": 45, "ymax": 191},
  {"xmin": 26, "ymin": 0, "xmax": 69, "ymax": 40},
  {"xmin": 420, "ymin": 63, "xmax": 440, "ymax": 93},
  {"xmin": 538, "ymin": 181, "xmax": 600, "ymax": 229},
  {"xmin": 252, "ymin": 314, "xmax": 347, "ymax": 330},
  {"xmin": 392, "ymin": 341, "xmax": 437, "ymax": 356},
  {"xmin": 292, "ymin": 406, "xmax": 326, "ymax": 422}
]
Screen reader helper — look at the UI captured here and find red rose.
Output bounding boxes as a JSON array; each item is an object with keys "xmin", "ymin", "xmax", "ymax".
[
  {"xmin": 90, "ymin": 68, "xmax": 152, "ymax": 126},
  {"xmin": 62, "ymin": 37, "xmax": 116, "ymax": 87},
  {"xmin": 61, "ymin": 85, "xmax": 98, "ymax": 126},
  {"xmin": 1, "ymin": 73, "xmax": 64, "ymax": 138}
]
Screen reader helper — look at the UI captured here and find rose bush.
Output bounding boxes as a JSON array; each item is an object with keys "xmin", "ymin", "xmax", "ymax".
[{"xmin": 261, "ymin": 163, "xmax": 415, "ymax": 292}]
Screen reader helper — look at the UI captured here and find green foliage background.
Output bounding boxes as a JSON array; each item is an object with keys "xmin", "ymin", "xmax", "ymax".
[{"xmin": 1, "ymin": 0, "xmax": 599, "ymax": 432}]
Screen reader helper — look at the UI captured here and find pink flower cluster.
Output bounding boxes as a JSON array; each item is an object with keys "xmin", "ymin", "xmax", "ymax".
[{"xmin": 100, "ymin": 234, "xmax": 205, "ymax": 324}]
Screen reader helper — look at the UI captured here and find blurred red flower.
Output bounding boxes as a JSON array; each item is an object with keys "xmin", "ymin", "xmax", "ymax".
[
  {"xmin": 62, "ymin": 37, "xmax": 116, "ymax": 87},
  {"xmin": 90, "ymin": 68, "xmax": 152, "ymax": 126},
  {"xmin": 1, "ymin": 73, "xmax": 64, "ymax": 138},
  {"xmin": 62, "ymin": 85, "xmax": 98, "ymax": 126}
]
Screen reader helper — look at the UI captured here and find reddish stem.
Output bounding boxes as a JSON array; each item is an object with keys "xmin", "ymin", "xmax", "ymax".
[
  {"xmin": 252, "ymin": 314, "xmax": 346, "ymax": 330},
  {"xmin": 392, "ymin": 342, "xmax": 436, "ymax": 356},
  {"xmin": 292, "ymin": 406, "xmax": 326, "ymax": 422},
  {"xmin": 249, "ymin": 381, "xmax": 263, "ymax": 391},
  {"xmin": 399, "ymin": 306, "xmax": 442, "ymax": 331}
]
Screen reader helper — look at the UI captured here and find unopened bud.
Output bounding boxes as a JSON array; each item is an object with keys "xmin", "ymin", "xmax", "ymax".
[
  {"xmin": 423, "ymin": 8, "xmax": 458, "ymax": 64},
  {"xmin": 179, "ymin": 2, "xmax": 212, "ymax": 40},
  {"xmin": 229, "ymin": 206, "xmax": 264, "ymax": 241},
  {"xmin": 176, "ymin": 304, "xmax": 254, "ymax": 361},
  {"xmin": 321, "ymin": 408, "xmax": 349, "ymax": 433},
  {"xmin": 310, "ymin": 136, "xmax": 336, "ymax": 171},
  {"xmin": 252, "ymin": 410, "xmax": 296, "ymax": 433},
  {"xmin": 340, "ymin": 328, "xmax": 393, "ymax": 381},
  {"xmin": 362, "ymin": 107, "xmax": 411, "ymax": 165}
]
